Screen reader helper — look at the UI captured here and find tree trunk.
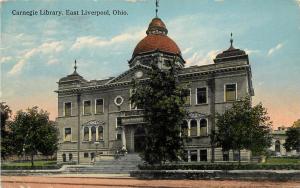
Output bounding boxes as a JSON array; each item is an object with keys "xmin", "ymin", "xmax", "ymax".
[
  {"xmin": 238, "ymin": 149, "xmax": 241, "ymax": 165},
  {"xmin": 31, "ymin": 154, "xmax": 34, "ymax": 167}
]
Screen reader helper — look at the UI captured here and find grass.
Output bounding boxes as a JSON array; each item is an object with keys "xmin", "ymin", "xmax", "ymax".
[
  {"xmin": 265, "ymin": 157, "xmax": 300, "ymax": 164},
  {"xmin": 2, "ymin": 160, "xmax": 56, "ymax": 167}
]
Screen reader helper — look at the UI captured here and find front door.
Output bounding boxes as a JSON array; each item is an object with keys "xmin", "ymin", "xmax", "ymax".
[{"xmin": 134, "ymin": 127, "xmax": 145, "ymax": 153}]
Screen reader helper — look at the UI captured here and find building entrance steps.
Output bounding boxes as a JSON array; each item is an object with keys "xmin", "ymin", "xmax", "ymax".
[{"xmin": 65, "ymin": 153, "xmax": 143, "ymax": 174}]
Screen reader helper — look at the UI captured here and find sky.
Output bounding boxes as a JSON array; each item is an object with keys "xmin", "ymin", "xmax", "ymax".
[{"xmin": 1, "ymin": 0, "xmax": 300, "ymax": 129}]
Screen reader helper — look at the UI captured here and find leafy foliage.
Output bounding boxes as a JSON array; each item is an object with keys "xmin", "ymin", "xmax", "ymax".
[
  {"xmin": 0, "ymin": 102, "xmax": 13, "ymax": 159},
  {"xmin": 9, "ymin": 106, "xmax": 58, "ymax": 166},
  {"xmin": 216, "ymin": 96, "xmax": 272, "ymax": 161},
  {"xmin": 284, "ymin": 126, "xmax": 300, "ymax": 152},
  {"xmin": 131, "ymin": 61, "xmax": 188, "ymax": 165}
]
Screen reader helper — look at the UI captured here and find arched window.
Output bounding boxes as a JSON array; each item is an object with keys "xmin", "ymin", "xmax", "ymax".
[
  {"xmin": 84, "ymin": 127, "xmax": 89, "ymax": 141},
  {"xmin": 91, "ymin": 126, "xmax": 96, "ymax": 142},
  {"xmin": 69, "ymin": 153, "xmax": 73, "ymax": 161},
  {"xmin": 181, "ymin": 120, "xmax": 188, "ymax": 137},
  {"xmin": 200, "ymin": 119, "xmax": 208, "ymax": 136},
  {"xmin": 275, "ymin": 140, "xmax": 281, "ymax": 153},
  {"xmin": 62, "ymin": 154, "xmax": 66, "ymax": 162},
  {"xmin": 190, "ymin": 119, "xmax": 197, "ymax": 137},
  {"xmin": 98, "ymin": 126, "xmax": 103, "ymax": 140}
]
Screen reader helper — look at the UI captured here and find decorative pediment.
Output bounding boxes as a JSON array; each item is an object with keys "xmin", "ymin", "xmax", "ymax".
[
  {"xmin": 82, "ymin": 120, "xmax": 105, "ymax": 127},
  {"xmin": 105, "ymin": 63, "xmax": 151, "ymax": 85},
  {"xmin": 188, "ymin": 112, "xmax": 207, "ymax": 119}
]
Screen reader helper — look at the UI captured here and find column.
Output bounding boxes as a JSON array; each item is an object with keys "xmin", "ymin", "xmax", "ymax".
[
  {"xmin": 188, "ymin": 150, "xmax": 191, "ymax": 162},
  {"xmin": 197, "ymin": 149, "xmax": 200, "ymax": 162},
  {"xmin": 197, "ymin": 119, "xmax": 200, "ymax": 136},
  {"xmin": 88, "ymin": 127, "xmax": 92, "ymax": 141},
  {"xmin": 122, "ymin": 127, "xmax": 126, "ymax": 149},
  {"xmin": 96, "ymin": 126, "xmax": 99, "ymax": 141},
  {"xmin": 188, "ymin": 120, "xmax": 191, "ymax": 137}
]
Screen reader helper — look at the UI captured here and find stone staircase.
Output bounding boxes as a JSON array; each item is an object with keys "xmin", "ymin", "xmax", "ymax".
[{"xmin": 64, "ymin": 153, "xmax": 142, "ymax": 174}]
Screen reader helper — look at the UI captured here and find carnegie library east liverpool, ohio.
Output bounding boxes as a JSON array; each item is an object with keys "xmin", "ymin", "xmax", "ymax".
[{"xmin": 11, "ymin": 9, "xmax": 128, "ymax": 16}]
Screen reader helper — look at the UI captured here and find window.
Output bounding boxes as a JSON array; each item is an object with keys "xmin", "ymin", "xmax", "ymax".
[
  {"xmin": 275, "ymin": 140, "xmax": 281, "ymax": 153},
  {"xmin": 95, "ymin": 99, "xmax": 104, "ymax": 114},
  {"xmin": 83, "ymin": 127, "xmax": 89, "ymax": 141},
  {"xmin": 91, "ymin": 152, "xmax": 95, "ymax": 160},
  {"xmin": 190, "ymin": 150, "xmax": 198, "ymax": 162},
  {"xmin": 98, "ymin": 126, "xmax": 103, "ymax": 140},
  {"xmin": 64, "ymin": 128, "xmax": 71, "ymax": 142},
  {"xmin": 184, "ymin": 89, "xmax": 191, "ymax": 105},
  {"xmin": 200, "ymin": 119, "xmax": 208, "ymax": 137},
  {"xmin": 181, "ymin": 121, "xmax": 188, "ymax": 137},
  {"xmin": 196, "ymin": 87, "xmax": 207, "ymax": 104},
  {"xmin": 225, "ymin": 84, "xmax": 237, "ymax": 102},
  {"xmin": 117, "ymin": 133, "xmax": 122, "ymax": 140},
  {"xmin": 116, "ymin": 117, "xmax": 122, "ymax": 128},
  {"xmin": 69, "ymin": 153, "xmax": 73, "ymax": 161},
  {"xmin": 183, "ymin": 150, "xmax": 188, "ymax": 162},
  {"xmin": 200, "ymin": 150, "xmax": 207, "ymax": 161},
  {"xmin": 233, "ymin": 151, "xmax": 240, "ymax": 161},
  {"xmin": 91, "ymin": 126, "xmax": 96, "ymax": 142},
  {"xmin": 64, "ymin": 102, "xmax": 71, "ymax": 117},
  {"xmin": 84, "ymin": 153, "xmax": 89, "ymax": 158},
  {"xmin": 190, "ymin": 119, "xmax": 197, "ymax": 137},
  {"xmin": 223, "ymin": 151, "xmax": 229, "ymax": 161},
  {"xmin": 62, "ymin": 154, "xmax": 66, "ymax": 162},
  {"xmin": 83, "ymin": 101, "xmax": 91, "ymax": 115}
]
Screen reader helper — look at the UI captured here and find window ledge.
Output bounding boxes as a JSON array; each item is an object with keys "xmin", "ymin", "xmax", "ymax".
[
  {"xmin": 95, "ymin": 113, "xmax": 104, "ymax": 115},
  {"xmin": 195, "ymin": 103, "xmax": 209, "ymax": 106},
  {"xmin": 83, "ymin": 114, "xmax": 92, "ymax": 116}
]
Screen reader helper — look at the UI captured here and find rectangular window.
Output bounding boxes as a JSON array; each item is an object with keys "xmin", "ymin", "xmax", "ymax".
[
  {"xmin": 225, "ymin": 84, "xmax": 237, "ymax": 102},
  {"xmin": 64, "ymin": 128, "xmax": 71, "ymax": 142},
  {"xmin": 233, "ymin": 151, "xmax": 240, "ymax": 161},
  {"xmin": 190, "ymin": 150, "xmax": 198, "ymax": 162},
  {"xmin": 200, "ymin": 149, "xmax": 207, "ymax": 161},
  {"xmin": 223, "ymin": 151, "xmax": 229, "ymax": 161},
  {"xmin": 64, "ymin": 102, "xmax": 71, "ymax": 117},
  {"xmin": 95, "ymin": 99, "xmax": 104, "ymax": 114},
  {"xmin": 84, "ymin": 153, "xmax": 89, "ymax": 158},
  {"xmin": 196, "ymin": 87, "xmax": 207, "ymax": 104},
  {"xmin": 130, "ymin": 89, "xmax": 142, "ymax": 110},
  {"xmin": 184, "ymin": 89, "xmax": 191, "ymax": 105},
  {"xmin": 116, "ymin": 117, "xmax": 122, "ymax": 127},
  {"xmin": 116, "ymin": 133, "xmax": 122, "ymax": 140},
  {"xmin": 83, "ymin": 101, "xmax": 91, "ymax": 115}
]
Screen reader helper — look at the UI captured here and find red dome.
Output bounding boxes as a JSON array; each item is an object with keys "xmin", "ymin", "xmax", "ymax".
[
  {"xmin": 133, "ymin": 34, "xmax": 181, "ymax": 56},
  {"xmin": 132, "ymin": 17, "xmax": 181, "ymax": 57}
]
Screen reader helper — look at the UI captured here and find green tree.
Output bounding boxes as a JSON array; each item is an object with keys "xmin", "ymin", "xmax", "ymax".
[
  {"xmin": 216, "ymin": 97, "xmax": 272, "ymax": 163},
  {"xmin": 131, "ymin": 61, "xmax": 188, "ymax": 165},
  {"xmin": 284, "ymin": 120, "xmax": 300, "ymax": 152},
  {"xmin": 292, "ymin": 119, "xmax": 300, "ymax": 128},
  {"xmin": 0, "ymin": 102, "xmax": 13, "ymax": 159},
  {"xmin": 10, "ymin": 106, "xmax": 58, "ymax": 167}
]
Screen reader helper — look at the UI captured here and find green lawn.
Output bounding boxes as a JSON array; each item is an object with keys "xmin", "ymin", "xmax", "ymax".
[
  {"xmin": 2, "ymin": 160, "xmax": 56, "ymax": 167},
  {"xmin": 265, "ymin": 157, "xmax": 300, "ymax": 164}
]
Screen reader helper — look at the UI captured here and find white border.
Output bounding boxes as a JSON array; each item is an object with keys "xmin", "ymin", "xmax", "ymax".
[
  {"xmin": 195, "ymin": 86, "xmax": 208, "ymax": 105},
  {"xmin": 82, "ymin": 100, "xmax": 91, "ymax": 115},
  {"xmin": 114, "ymin": 96, "xmax": 124, "ymax": 106},
  {"xmin": 95, "ymin": 98, "xmax": 105, "ymax": 114},
  {"xmin": 63, "ymin": 101, "xmax": 72, "ymax": 117},
  {"xmin": 224, "ymin": 83, "xmax": 237, "ymax": 102}
]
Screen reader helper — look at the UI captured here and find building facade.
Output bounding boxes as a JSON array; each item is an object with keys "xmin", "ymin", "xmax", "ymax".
[{"xmin": 56, "ymin": 17, "xmax": 254, "ymax": 164}]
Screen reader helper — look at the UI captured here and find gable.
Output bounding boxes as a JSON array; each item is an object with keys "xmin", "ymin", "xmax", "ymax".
[{"xmin": 106, "ymin": 64, "xmax": 151, "ymax": 85}]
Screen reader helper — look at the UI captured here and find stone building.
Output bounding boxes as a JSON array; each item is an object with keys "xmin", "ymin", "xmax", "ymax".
[{"xmin": 56, "ymin": 16, "xmax": 254, "ymax": 164}]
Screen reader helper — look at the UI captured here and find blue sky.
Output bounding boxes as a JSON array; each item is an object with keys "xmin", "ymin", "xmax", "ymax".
[{"xmin": 1, "ymin": 0, "xmax": 300, "ymax": 128}]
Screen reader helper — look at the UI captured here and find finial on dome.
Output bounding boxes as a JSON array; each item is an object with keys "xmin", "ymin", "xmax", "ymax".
[
  {"xmin": 230, "ymin": 32, "xmax": 233, "ymax": 47},
  {"xmin": 74, "ymin": 60, "xmax": 77, "ymax": 72},
  {"xmin": 155, "ymin": 0, "xmax": 159, "ymax": 18}
]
